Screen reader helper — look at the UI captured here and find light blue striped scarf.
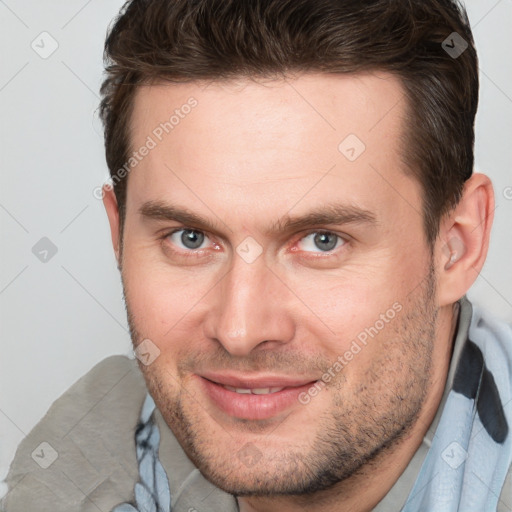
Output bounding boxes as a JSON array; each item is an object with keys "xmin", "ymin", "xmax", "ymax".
[
  {"xmin": 113, "ymin": 303, "xmax": 512, "ymax": 511},
  {"xmin": 112, "ymin": 393, "xmax": 172, "ymax": 512}
]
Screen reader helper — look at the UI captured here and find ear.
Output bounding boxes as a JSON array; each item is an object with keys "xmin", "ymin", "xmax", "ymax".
[
  {"xmin": 102, "ymin": 184, "xmax": 122, "ymax": 268},
  {"xmin": 436, "ymin": 173, "xmax": 495, "ymax": 306}
]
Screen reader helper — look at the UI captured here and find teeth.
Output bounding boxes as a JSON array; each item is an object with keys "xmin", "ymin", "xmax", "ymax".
[
  {"xmin": 251, "ymin": 387, "xmax": 272, "ymax": 395},
  {"xmin": 222, "ymin": 385, "xmax": 285, "ymax": 395},
  {"xmin": 252, "ymin": 387, "xmax": 285, "ymax": 394}
]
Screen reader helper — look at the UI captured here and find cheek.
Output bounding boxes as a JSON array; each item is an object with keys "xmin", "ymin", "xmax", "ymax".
[
  {"xmin": 122, "ymin": 244, "xmax": 218, "ymax": 343},
  {"xmin": 286, "ymin": 252, "xmax": 423, "ymax": 367}
]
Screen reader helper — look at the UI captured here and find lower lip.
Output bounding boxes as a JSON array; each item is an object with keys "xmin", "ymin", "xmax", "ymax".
[{"xmin": 199, "ymin": 377, "xmax": 317, "ymax": 420}]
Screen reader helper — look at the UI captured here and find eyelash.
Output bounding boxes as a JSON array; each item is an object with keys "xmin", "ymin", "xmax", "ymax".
[{"xmin": 160, "ymin": 228, "xmax": 347, "ymax": 259}]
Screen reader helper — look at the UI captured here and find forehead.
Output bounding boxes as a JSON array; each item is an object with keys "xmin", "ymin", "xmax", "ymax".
[
  {"xmin": 130, "ymin": 72, "xmax": 406, "ymax": 159},
  {"xmin": 125, "ymin": 72, "xmax": 420, "ymax": 232}
]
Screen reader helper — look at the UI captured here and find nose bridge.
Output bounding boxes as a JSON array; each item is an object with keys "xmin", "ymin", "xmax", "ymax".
[{"xmin": 207, "ymin": 255, "xmax": 293, "ymax": 355}]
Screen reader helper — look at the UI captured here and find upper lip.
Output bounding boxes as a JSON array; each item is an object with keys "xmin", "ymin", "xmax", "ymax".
[{"xmin": 200, "ymin": 372, "xmax": 318, "ymax": 389}]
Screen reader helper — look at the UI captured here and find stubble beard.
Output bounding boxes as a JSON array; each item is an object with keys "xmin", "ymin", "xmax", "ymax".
[{"xmin": 123, "ymin": 265, "xmax": 438, "ymax": 497}]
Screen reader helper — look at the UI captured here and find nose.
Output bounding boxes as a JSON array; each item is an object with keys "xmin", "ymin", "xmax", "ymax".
[{"xmin": 203, "ymin": 255, "xmax": 295, "ymax": 356}]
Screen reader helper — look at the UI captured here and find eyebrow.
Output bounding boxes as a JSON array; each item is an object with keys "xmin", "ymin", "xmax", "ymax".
[{"xmin": 138, "ymin": 200, "xmax": 377, "ymax": 237}]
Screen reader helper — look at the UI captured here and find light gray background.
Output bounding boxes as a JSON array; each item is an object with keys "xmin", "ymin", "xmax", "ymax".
[{"xmin": 1, "ymin": 0, "xmax": 511, "ymax": 498}]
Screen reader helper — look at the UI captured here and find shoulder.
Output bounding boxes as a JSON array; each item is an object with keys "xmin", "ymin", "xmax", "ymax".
[
  {"xmin": 1, "ymin": 355, "xmax": 147, "ymax": 512},
  {"xmin": 498, "ymin": 464, "xmax": 512, "ymax": 512}
]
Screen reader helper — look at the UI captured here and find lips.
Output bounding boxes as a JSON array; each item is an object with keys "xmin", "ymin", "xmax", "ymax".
[
  {"xmin": 200, "ymin": 372, "xmax": 316, "ymax": 389},
  {"xmin": 197, "ymin": 373, "xmax": 318, "ymax": 420}
]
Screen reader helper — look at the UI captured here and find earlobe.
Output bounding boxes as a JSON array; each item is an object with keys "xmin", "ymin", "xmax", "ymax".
[
  {"xmin": 102, "ymin": 184, "xmax": 122, "ymax": 267},
  {"xmin": 436, "ymin": 173, "xmax": 495, "ymax": 306}
]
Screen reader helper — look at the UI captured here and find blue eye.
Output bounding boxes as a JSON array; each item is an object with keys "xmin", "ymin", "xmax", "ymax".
[
  {"xmin": 169, "ymin": 229, "xmax": 209, "ymax": 250},
  {"xmin": 298, "ymin": 232, "xmax": 345, "ymax": 253},
  {"xmin": 164, "ymin": 229, "xmax": 345, "ymax": 256}
]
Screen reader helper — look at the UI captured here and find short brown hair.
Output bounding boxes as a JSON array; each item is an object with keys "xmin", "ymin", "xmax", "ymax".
[{"xmin": 99, "ymin": 0, "xmax": 478, "ymax": 244}]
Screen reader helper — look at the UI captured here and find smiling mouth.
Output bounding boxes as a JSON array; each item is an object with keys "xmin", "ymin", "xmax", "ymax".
[{"xmin": 199, "ymin": 376, "xmax": 319, "ymax": 420}]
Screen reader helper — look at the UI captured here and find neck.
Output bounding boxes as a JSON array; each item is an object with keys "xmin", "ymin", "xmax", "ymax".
[{"xmin": 237, "ymin": 304, "xmax": 459, "ymax": 512}]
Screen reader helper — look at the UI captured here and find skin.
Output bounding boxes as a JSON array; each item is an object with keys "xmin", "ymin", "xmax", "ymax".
[{"xmin": 103, "ymin": 72, "xmax": 494, "ymax": 512}]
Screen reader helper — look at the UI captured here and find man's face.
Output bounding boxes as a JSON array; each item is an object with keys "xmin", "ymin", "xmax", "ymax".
[{"xmin": 119, "ymin": 73, "xmax": 440, "ymax": 494}]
